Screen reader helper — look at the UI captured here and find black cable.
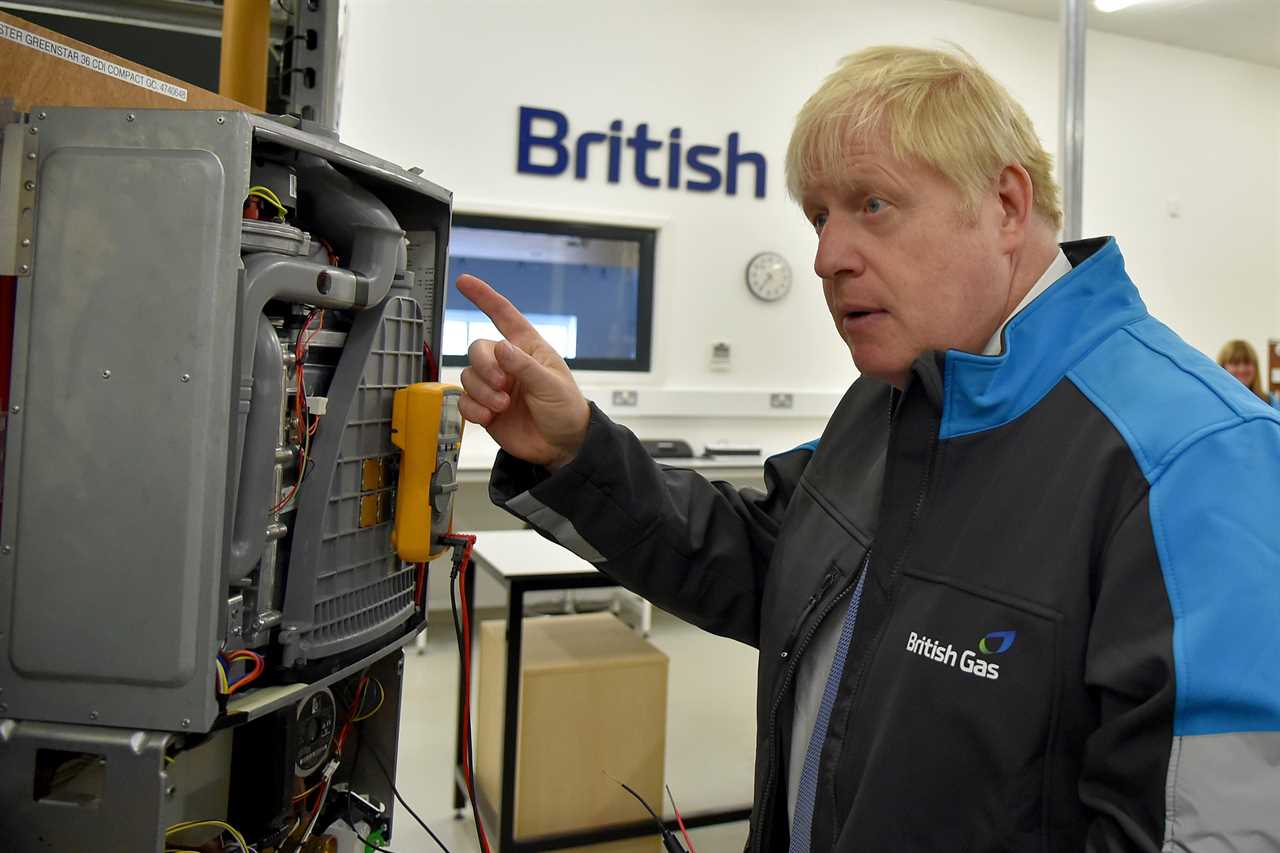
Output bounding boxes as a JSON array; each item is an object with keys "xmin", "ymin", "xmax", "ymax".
[
  {"xmin": 449, "ymin": 557, "xmax": 489, "ymax": 853},
  {"xmin": 605, "ymin": 772, "xmax": 665, "ymax": 831},
  {"xmin": 367, "ymin": 746, "xmax": 452, "ymax": 853}
]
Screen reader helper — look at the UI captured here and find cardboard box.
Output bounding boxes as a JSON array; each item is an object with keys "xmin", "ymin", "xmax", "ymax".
[
  {"xmin": 477, "ymin": 612, "xmax": 668, "ymax": 853},
  {"xmin": 0, "ymin": 10, "xmax": 248, "ymax": 113}
]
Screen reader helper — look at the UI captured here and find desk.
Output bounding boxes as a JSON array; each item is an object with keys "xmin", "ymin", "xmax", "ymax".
[{"xmin": 453, "ymin": 529, "xmax": 752, "ymax": 852}]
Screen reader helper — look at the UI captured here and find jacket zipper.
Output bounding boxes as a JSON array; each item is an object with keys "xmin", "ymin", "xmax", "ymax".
[
  {"xmin": 819, "ymin": 399, "xmax": 940, "ymax": 846},
  {"xmin": 752, "ymin": 381, "xmax": 939, "ymax": 852},
  {"xmin": 750, "ymin": 549, "xmax": 871, "ymax": 851}
]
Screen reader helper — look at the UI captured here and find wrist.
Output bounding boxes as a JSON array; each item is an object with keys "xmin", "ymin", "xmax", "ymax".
[{"xmin": 546, "ymin": 399, "xmax": 590, "ymax": 472}]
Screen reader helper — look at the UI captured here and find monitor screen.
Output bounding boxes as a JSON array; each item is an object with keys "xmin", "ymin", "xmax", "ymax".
[{"xmin": 442, "ymin": 214, "xmax": 655, "ymax": 371}]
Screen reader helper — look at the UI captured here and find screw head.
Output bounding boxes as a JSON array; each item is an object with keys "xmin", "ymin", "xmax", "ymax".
[
  {"xmin": 9, "ymin": 405, "xmax": 19, "ymax": 413},
  {"xmin": 180, "ymin": 373, "xmax": 190, "ymax": 383},
  {"xmin": 102, "ymin": 370, "xmax": 111, "ymax": 379},
  {"xmin": 1, "ymin": 545, "xmax": 11, "ymax": 555},
  {"xmin": 23, "ymin": 181, "xmax": 34, "ymax": 191},
  {"xmin": 216, "ymin": 116, "xmax": 225, "ymax": 125},
  {"xmin": 166, "ymin": 785, "xmax": 176, "ymax": 798},
  {"xmin": 20, "ymin": 238, "xmax": 30, "ymax": 247},
  {"xmin": 89, "ymin": 710, "xmax": 98, "ymax": 720},
  {"xmin": 27, "ymin": 126, "xmax": 37, "ymax": 135},
  {"xmin": 126, "ymin": 113, "xmax": 135, "ymax": 122},
  {"xmin": 18, "ymin": 264, "xmax": 28, "ymax": 274},
  {"xmin": 36, "ymin": 112, "xmax": 46, "ymax": 120},
  {"xmin": 25, "ymin": 152, "xmax": 35, "ymax": 161},
  {"xmin": 180, "ymin": 718, "xmax": 191, "ymax": 728}
]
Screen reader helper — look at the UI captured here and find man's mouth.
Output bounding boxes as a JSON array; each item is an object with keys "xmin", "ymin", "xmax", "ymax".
[{"xmin": 842, "ymin": 309, "xmax": 885, "ymax": 335}]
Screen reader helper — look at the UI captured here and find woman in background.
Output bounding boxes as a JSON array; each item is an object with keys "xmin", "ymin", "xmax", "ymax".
[{"xmin": 1217, "ymin": 339, "xmax": 1279, "ymax": 408}]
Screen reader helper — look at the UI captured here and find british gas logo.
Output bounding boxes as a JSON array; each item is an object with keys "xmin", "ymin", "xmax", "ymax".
[
  {"xmin": 978, "ymin": 630, "xmax": 1017, "ymax": 655},
  {"xmin": 905, "ymin": 629, "xmax": 1016, "ymax": 681}
]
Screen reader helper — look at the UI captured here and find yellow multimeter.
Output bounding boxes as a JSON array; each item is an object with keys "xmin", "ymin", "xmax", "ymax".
[{"xmin": 390, "ymin": 382, "xmax": 464, "ymax": 562}]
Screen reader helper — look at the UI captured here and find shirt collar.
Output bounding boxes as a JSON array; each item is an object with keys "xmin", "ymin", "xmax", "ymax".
[{"xmin": 981, "ymin": 248, "xmax": 1073, "ymax": 356}]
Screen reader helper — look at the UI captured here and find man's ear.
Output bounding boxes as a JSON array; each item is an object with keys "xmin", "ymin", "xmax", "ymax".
[{"xmin": 995, "ymin": 163, "xmax": 1035, "ymax": 243}]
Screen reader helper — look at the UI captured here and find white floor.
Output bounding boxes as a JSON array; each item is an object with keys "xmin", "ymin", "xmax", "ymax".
[{"xmin": 387, "ymin": 607, "xmax": 759, "ymax": 853}]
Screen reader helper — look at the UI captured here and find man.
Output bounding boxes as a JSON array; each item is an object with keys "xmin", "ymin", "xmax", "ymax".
[{"xmin": 457, "ymin": 46, "xmax": 1280, "ymax": 852}]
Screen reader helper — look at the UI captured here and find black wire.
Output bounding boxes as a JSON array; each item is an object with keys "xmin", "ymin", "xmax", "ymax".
[
  {"xmin": 605, "ymin": 772, "xmax": 665, "ymax": 831},
  {"xmin": 367, "ymin": 746, "xmax": 452, "ymax": 853},
  {"xmin": 449, "ymin": 557, "xmax": 489, "ymax": 853}
]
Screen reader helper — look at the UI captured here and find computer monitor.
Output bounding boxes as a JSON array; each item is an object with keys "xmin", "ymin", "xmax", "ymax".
[{"xmin": 442, "ymin": 213, "xmax": 655, "ymax": 371}]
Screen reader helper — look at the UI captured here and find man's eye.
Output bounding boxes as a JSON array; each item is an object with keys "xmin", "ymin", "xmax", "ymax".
[{"xmin": 865, "ymin": 197, "xmax": 886, "ymax": 214}]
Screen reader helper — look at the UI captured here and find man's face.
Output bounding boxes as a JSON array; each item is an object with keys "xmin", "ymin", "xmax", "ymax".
[{"xmin": 800, "ymin": 134, "xmax": 1017, "ymax": 387}]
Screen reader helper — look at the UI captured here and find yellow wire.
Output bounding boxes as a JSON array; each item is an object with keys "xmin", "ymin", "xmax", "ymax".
[
  {"xmin": 246, "ymin": 185, "xmax": 288, "ymax": 223},
  {"xmin": 292, "ymin": 778, "xmax": 325, "ymax": 802},
  {"xmin": 165, "ymin": 819, "xmax": 250, "ymax": 852},
  {"xmin": 215, "ymin": 658, "xmax": 229, "ymax": 694},
  {"xmin": 247, "ymin": 184, "xmax": 286, "ymax": 210},
  {"xmin": 352, "ymin": 676, "xmax": 385, "ymax": 722},
  {"xmin": 249, "ymin": 185, "xmax": 284, "ymax": 208}
]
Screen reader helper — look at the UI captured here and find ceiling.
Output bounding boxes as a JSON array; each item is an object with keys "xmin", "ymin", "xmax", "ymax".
[{"xmin": 957, "ymin": 0, "xmax": 1280, "ymax": 68}]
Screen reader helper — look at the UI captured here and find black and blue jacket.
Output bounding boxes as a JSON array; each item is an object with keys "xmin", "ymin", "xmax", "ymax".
[{"xmin": 490, "ymin": 237, "xmax": 1280, "ymax": 851}]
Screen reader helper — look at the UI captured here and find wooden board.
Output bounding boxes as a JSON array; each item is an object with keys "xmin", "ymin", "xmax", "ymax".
[
  {"xmin": 1269, "ymin": 340, "xmax": 1280, "ymax": 395},
  {"xmin": 477, "ymin": 614, "xmax": 667, "ymax": 853},
  {"xmin": 0, "ymin": 10, "xmax": 250, "ymax": 113}
]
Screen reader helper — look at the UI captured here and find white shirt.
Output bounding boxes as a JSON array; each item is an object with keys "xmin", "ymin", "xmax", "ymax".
[
  {"xmin": 786, "ymin": 248, "xmax": 1074, "ymax": 829},
  {"xmin": 982, "ymin": 249, "xmax": 1073, "ymax": 356}
]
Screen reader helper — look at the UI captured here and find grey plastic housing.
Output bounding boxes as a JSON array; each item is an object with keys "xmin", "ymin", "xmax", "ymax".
[{"xmin": 0, "ymin": 109, "xmax": 451, "ymax": 734}]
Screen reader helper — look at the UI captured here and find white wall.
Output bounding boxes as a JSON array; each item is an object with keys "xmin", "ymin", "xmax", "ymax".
[
  {"xmin": 1081, "ymin": 29, "xmax": 1280, "ymax": 365},
  {"xmin": 338, "ymin": 0, "xmax": 1280, "ymax": 465}
]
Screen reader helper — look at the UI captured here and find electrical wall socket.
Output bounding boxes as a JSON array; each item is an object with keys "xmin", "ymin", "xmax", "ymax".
[
  {"xmin": 612, "ymin": 389, "xmax": 638, "ymax": 407},
  {"xmin": 770, "ymin": 393, "xmax": 794, "ymax": 409},
  {"xmin": 709, "ymin": 340, "xmax": 732, "ymax": 371}
]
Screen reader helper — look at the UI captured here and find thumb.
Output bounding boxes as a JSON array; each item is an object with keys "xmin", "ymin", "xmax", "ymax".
[{"xmin": 495, "ymin": 340, "xmax": 556, "ymax": 390}]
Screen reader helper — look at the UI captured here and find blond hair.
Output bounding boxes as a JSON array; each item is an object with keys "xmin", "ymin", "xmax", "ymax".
[
  {"xmin": 1217, "ymin": 339, "xmax": 1269, "ymax": 402},
  {"xmin": 786, "ymin": 45, "xmax": 1063, "ymax": 229}
]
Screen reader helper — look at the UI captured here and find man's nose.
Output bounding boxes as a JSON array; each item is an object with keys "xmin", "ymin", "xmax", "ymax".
[{"xmin": 813, "ymin": 221, "xmax": 864, "ymax": 281}]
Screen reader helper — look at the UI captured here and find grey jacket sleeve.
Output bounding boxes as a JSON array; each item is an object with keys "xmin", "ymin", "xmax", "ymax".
[{"xmin": 488, "ymin": 403, "xmax": 812, "ymax": 647}]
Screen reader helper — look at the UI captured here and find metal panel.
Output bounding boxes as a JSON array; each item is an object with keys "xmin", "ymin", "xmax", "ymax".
[
  {"xmin": 12, "ymin": 145, "xmax": 223, "ymax": 685},
  {"xmin": 0, "ymin": 719, "xmax": 176, "ymax": 852},
  {"xmin": 0, "ymin": 109, "xmax": 250, "ymax": 733},
  {"xmin": 0, "ymin": 122, "xmax": 36, "ymax": 276}
]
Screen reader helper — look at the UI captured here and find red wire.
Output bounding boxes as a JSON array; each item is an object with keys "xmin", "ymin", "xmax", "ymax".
[
  {"xmin": 224, "ymin": 650, "xmax": 265, "ymax": 695},
  {"xmin": 272, "ymin": 309, "xmax": 323, "ymax": 514},
  {"xmin": 672, "ymin": 798, "xmax": 696, "ymax": 853},
  {"xmin": 336, "ymin": 675, "xmax": 368, "ymax": 757},
  {"xmin": 454, "ymin": 535, "xmax": 491, "ymax": 853},
  {"xmin": 423, "ymin": 340, "xmax": 438, "ymax": 382}
]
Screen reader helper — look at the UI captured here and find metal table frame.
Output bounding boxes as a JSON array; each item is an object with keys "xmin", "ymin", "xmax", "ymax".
[{"xmin": 452, "ymin": 550, "xmax": 751, "ymax": 852}]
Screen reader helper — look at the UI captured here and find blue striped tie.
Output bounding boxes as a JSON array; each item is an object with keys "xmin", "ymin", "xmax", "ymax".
[{"xmin": 789, "ymin": 570, "xmax": 868, "ymax": 853}]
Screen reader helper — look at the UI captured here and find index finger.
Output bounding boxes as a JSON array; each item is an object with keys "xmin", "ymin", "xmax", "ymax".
[{"xmin": 456, "ymin": 274, "xmax": 540, "ymax": 345}]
